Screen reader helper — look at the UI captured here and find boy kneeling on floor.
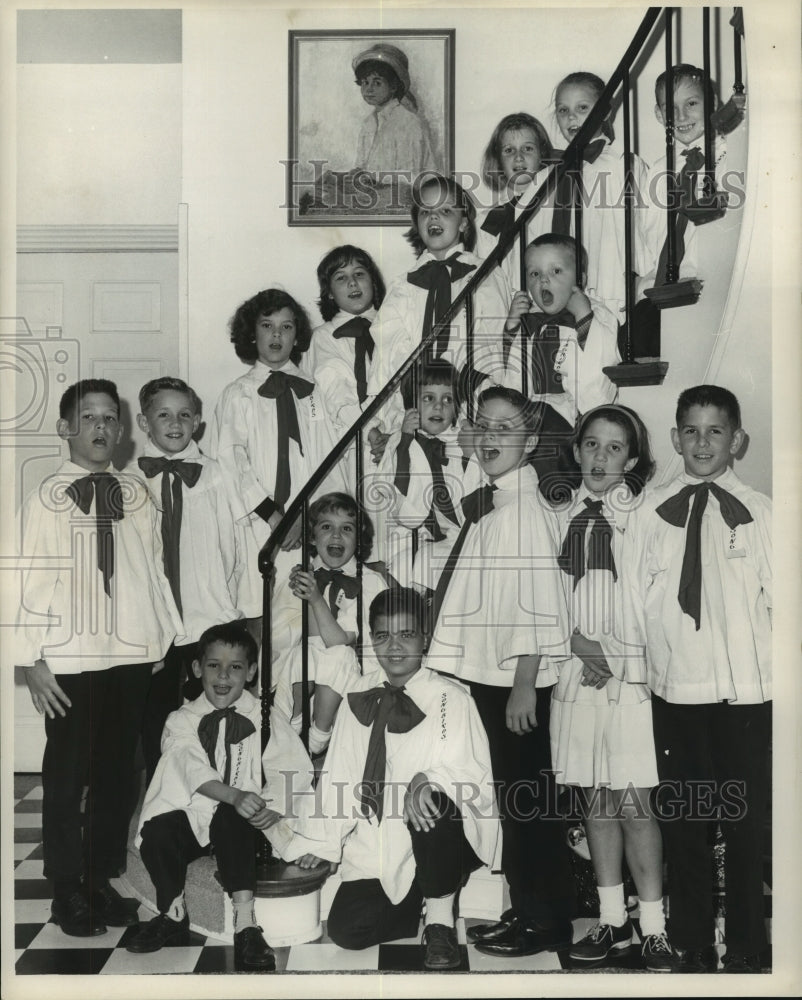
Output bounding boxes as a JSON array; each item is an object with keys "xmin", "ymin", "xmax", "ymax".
[
  {"xmin": 284, "ymin": 587, "xmax": 501, "ymax": 970},
  {"xmin": 129, "ymin": 621, "xmax": 306, "ymax": 971}
]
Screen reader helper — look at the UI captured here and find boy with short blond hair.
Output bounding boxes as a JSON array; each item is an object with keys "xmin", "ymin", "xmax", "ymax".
[{"xmin": 136, "ymin": 376, "xmax": 243, "ymax": 779}]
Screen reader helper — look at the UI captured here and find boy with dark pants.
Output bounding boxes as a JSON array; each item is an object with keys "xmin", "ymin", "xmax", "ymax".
[
  {"xmin": 287, "ymin": 587, "xmax": 500, "ymax": 970},
  {"xmin": 14, "ymin": 379, "xmax": 182, "ymax": 936},
  {"xmin": 623, "ymin": 385, "xmax": 772, "ymax": 972},
  {"xmin": 129, "ymin": 622, "xmax": 294, "ymax": 971}
]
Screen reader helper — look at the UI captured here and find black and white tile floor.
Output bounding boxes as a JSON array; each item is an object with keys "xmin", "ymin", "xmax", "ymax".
[{"xmin": 13, "ymin": 774, "xmax": 771, "ymax": 976}]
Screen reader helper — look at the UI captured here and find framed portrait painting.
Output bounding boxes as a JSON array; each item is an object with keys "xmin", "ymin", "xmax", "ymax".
[{"xmin": 286, "ymin": 28, "xmax": 455, "ymax": 226}]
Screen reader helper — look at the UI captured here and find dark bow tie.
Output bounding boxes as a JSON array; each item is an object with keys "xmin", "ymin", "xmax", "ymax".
[
  {"xmin": 552, "ymin": 138, "xmax": 607, "ymax": 234},
  {"xmin": 257, "ymin": 370, "xmax": 315, "ymax": 510},
  {"xmin": 348, "ymin": 682, "xmax": 426, "ymax": 823},
  {"xmin": 431, "ymin": 483, "xmax": 497, "ymax": 627},
  {"xmin": 407, "ymin": 254, "xmax": 477, "ymax": 358},
  {"xmin": 138, "ymin": 457, "xmax": 202, "ymax": 615},
  {"xmin": 137, "ymin": 455, "xmax": 202, "ymax": 487},
  {"xmin": 66, "ymin": 472, "xmax": 123, "ymax": 597},
  {"xmin": 654, "ymin": 146, "xmax": 707, "ymax": 286},
  {"xmin": 393, "ymin": 432, "xmax": 458, "ymax": 543},
  {"xmin": 333, "ymin": 316, "xmax": 375, "ymax": 404},
  {"xmin": 558, "ymin": 497, "xmax": 617, "ymax": 588},
  {"xmin": 480, "ymin": 195, "xmax": 521, "ymax": 238},
  {"xmin": 518, "ymin": 311, "xmax": 577, "ymax": 398},
  {"xmin": 655, "ymin": 481, "xmax": 753, "ymax": 630},
  {"xmin": 313, "ymin": 565, "xmax": 360, "ymax": 620},
  {"xmin": 680, "ymin": 145, "xmax": 706, "ymax": 170},
  {"xmin": 197, "ymin": 706, "xmax": 256, "ymax": 786}
]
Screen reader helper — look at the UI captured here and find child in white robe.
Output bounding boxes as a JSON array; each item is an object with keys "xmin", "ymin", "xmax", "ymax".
[
  {"xmin": 135, "ymin": 376, "xmax": 244, "ymax": 780},
  {"xmin": 208, "ymin": 288, "xmax": 344, "ymax": 625},
  {"xmin": 550, "ymin": 71, "xmax": 651, "ymax": 321},
  {"xmin": 476, "ymin": 111, "xmax": 554, "ymax": 289},
  {"xmin": 271, "ymin": 492, "xmax": 394, "ymax": 752},
  {"xmin": 502, "ymin": 233, "xmax": 619, "ymax": 501},
  {"xmin": 426, "ymin": 386, "xmax": 576, "ymax": 958},
  {"xmin": 306, "ymin": 244, "xmax": 386, "ymax": 490},
  {"xmin": 548, "ymin": 404, "xmax": 671, "ymax": 971},
  {"xmin": 367, "ymin": 358, "xmax": 479, "ymax": 588},
  {"xmin": 621, "ymin": 385, "xmax": 771, "ymax": 973},
  {"xmin": 129, "ymin": 622, "xmax": 310, "ymax": 970},
  {"xmin": 14, "ymin": 379, "xmax": 182, "ymax": 938},
  {"xmin": 637, "ymin": 64, "xmax": 730, "ymax": 297},
  {"xmin": 364, "ymin": 173, "xmax": 509, "ymax": 463},
  {"xmin": 285, "ymin": 587, "xmax": 500, "ymax": 970}
]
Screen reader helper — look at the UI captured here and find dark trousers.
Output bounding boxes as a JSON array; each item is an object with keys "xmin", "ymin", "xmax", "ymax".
[
  {"xmin": 469, "ymin": 681, "xmax": 576, "ymax": 926},
  {"xmin": 42, "ymin": 661, "xmax": 152, "ymax": 891},
  {"xmin": 139, "ymin": 805, "xmax": 260, "ymax": 913},
  {"xmin": 326, "ymin": 791, "xmax": 481, "ymax": 950},
  {"xmin": 651, "ymin": 695, "xmax": 771, "ymax": 954},
  {"xmin": 142, "ymin": 641, "xmax": 201, "ymax": 783}
]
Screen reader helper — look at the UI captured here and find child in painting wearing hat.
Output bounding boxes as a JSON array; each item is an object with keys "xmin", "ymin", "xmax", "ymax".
[{"xmin": 350, "ymin": 42, "xmax": 436, "ymax": 191}]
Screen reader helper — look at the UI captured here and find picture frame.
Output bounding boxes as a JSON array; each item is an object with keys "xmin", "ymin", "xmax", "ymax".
[{"xmin": 286, "ymin": 28, "xmax": 455, "ymax": 226}]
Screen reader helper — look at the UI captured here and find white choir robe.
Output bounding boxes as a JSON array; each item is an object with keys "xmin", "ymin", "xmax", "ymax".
[
  {"xmin": 636, "ymin": 134, "xmax": 729, "ymax": 297},
  {"xmin": 549, "ymin": 484, "xmax": 657, "ymax": 790},
  {"xmin": 269, "ymin": 555, "xmax": 391, "ymax": 714},
  {"xmin": 13, "ymin": 460, "xmax": 182, "ymax": 673},
  {"xmin": 136, "ymin": 689, "xmax": 313, "ymax": 856},
  {"xmin": 553, "ymin": 138, "xmax": 651, "ymax": 320},
  {"xmin": 307, "ymin": 308, "xmax": 378, "ymax": 434},
  {"xmin": 365, "ymin": 246, "xmax": 510, "ymax": 435},
  {"xmin": 208, "ymin": 359, "xmax": 347, "ymax": 617},
  {"xmin": 279, "ymin": 666, "xmax": 502, "ymax": 904},
  {"xmin": 621, "ymin": 467, "xmax": 772, "ymax": 705},
  {"xmin": 137, "ymin": 440, "xmax": 243, "ymax": 644},
  {"xmin": 476, "ymin": 167, "xmax": 554, "ymax": 290},
  {"xmin": 501, "ymin": 295, "xmax": 620, "ymax": 426},
  {"xmin": 307, "ymin": 308, "xmax": 377, "ymax": 490},
  {"xmin": 426, "ymin": 463, "xmax": 571, "ymax": 688},
  {"xmin": 366, "ymin": 424, "xmax": 480, "ymax": 588}
]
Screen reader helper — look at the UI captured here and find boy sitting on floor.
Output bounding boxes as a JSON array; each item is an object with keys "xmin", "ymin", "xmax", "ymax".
[
  {"xmin": 128, "ymin": 621, "xmax": 310, "ymax": 971},
  {"xmin": 284, "ymin": 587, "xmax": 500, "ymax": 970}
]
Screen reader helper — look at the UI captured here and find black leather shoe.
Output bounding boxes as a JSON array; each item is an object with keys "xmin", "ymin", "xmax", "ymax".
[
  {"xmin": 234, "ymin": 925, "xmax": 276, "ymax": 971},
  {"xmin": 422, "ymin": 923, "xmax": 461, "ymax": 970},
  {"xmin": 474, "ymin": 920, "xmax": 573, "ymax": 957},
  {"xmin": 86, "ymin": 879, "xmax": 139, "ymax": 927},
  {"xmin": 51, "ymin": 891, "xmax": 107, "ymax": 937},
  {"xmin": 720, "ymin": 951, "xmax": 763, "ymax": 973},
  {"xmin": 670, "ymin": 945, "xmax": 719, "ymax": 973},
  {"xmin": 465, "ymin": 908, "xmax": 517, "ymax": 944},
  {"xmin": 125, "ymin": 913, "xmax": 190, "ymax": 953}
]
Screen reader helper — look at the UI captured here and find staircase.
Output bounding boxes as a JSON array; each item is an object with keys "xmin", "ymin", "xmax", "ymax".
[{"xmin": 252, "ymin": 4, "xmax": 754, "ymax": 933}]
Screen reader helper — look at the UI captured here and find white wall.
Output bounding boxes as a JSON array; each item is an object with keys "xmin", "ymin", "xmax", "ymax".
[{"xmin": 17, "ymin": 62, "xmax": 181, "ymax": 225}]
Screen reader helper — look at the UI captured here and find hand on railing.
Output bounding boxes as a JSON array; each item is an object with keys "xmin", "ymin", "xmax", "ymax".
[
  {"xmin": 367, "ymin": 426, "xmax": 390, "ymax": 464},
  {"xmin": 505, "ymin": 290, "xmax": 531, "ymax": 334}
]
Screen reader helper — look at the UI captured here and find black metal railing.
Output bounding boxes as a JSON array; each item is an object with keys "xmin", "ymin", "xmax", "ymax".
[{"xmin": 260, "ymin": 6, "xmax": 666, "ymax": 757}]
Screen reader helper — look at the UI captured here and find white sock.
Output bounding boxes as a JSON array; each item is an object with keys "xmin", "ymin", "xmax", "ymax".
[
  {"xmin": 166, "ymin": 892, "xmax": 186, "ymax": 922},
  {"xmin": 424, "ymin": 893, "xmax": 455, "ymax": 928},
  {"xmin": 308, "ymin": 721, "xmax": 332, "ymax": 755},
  {"xmin": 597, "ymin": 883, "xmax": 627, "ymax": 927},
  {"xmin": 233, "ymin": 898, "xmax": 257, "ymax": 933},
  {"xmin": 637, "ymin": 898, "xmax": 666, "ymax": 937}
]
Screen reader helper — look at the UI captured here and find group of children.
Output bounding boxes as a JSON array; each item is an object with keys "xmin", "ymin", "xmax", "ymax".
[{"xmin": 13, "ymin": 62, "xmax": 769, "ymax": 977}]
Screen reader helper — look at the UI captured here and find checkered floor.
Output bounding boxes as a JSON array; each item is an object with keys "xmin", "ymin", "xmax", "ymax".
[{"xmin": 13, "ymin": 774, "xmax": 771, "ymax": 976}]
